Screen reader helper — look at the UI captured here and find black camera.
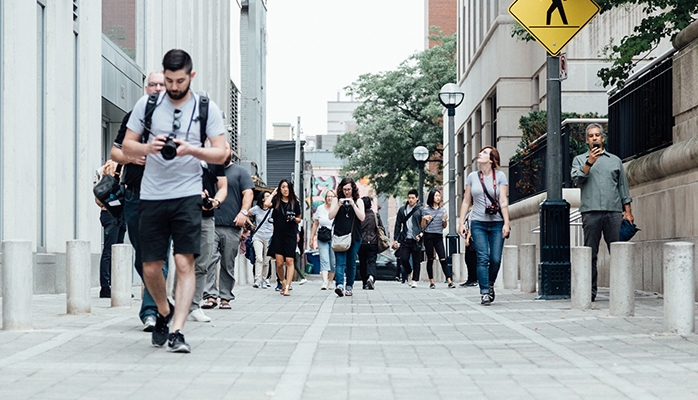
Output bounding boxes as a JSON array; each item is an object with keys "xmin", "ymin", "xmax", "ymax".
[
  {"xmin": 202, "ymin": 197, "xmax": 213, "ymax": 209},
  {"xmin": 285, "ymin": 210, "xmax": 296, "ymax": 222},
  {"xmin": 161, "ymin": 133, "xmax": 179, "ymax": 160},
  {"xmin": 342, "ymin": 199, "xmax": 351, "ymax": 206},
  {"xmin": 485, "ymin": 205, "xmax": 499, "ymax": 215}
]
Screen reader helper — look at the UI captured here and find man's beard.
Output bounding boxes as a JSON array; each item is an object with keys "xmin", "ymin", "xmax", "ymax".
[{"xmin": 167, "ymin": 82, "xmax": 190, "ymax": 100}]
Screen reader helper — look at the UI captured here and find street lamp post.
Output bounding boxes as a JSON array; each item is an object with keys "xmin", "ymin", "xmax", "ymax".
[
  {"xmin": 413, "ymin": 146, "xmax": 429, "ymax": 204},
  {"xmin": 439, "ymin": 83, "xmax": 464, "ymax": 272}
]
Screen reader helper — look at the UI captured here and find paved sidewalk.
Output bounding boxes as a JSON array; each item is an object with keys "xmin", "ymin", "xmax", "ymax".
[{"xmin": 1, "ymin": 277, "xmax": 698, "ymax": 400}]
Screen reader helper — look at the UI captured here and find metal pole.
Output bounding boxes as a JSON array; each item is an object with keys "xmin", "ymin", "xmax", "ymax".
[
  {"xmin": 546, "ymin": 55, "xmax": 562, "ymax": 200},
  {"xmin": 447, "ymin": 107, "xmax": 456, "ymax": 230},
  {"xmin": 418, "ymin": 161, "xmax": 425, "ymax": 204},
  {"xmin": 294, "ymin": 116, "xmax": 301, "ymax": 193},
  {"xmin": 446, "ymin": 107, "xmax": 459, "ymax": 269}
]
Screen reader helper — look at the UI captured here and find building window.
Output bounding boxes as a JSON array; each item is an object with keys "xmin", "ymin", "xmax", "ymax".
[{"xmin": 101, "ymin": 0, "xmax": 137, "ymax": 60}]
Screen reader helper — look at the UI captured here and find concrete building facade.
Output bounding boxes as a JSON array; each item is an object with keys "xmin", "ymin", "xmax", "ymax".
[
  {"xmin": 0, "ymin": 1, "xmax": 237, "ymax": 295},
  {"xmin": 240, "ymin": 0, "xmax": 268, "ymax": 181}
]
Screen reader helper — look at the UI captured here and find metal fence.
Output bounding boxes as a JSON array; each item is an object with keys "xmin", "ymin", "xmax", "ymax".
[
  {"xmin": 607, "ymin": 52, "xmax": 674, "ymax": 161},
  {"xmin": 509, "ymin": 119, "xmax": 608, "ymax": 204}
]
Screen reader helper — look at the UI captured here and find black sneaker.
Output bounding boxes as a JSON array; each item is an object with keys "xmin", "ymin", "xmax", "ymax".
[
  {"xmin": 465, "ymin": 281, "xmax": 478, "ymax": 287},
  {"xmin": 448, "ymin": 282, "xmax": 456, "ymax": 289},
  {"xmin": 367, "ymin": 276, "xmax": 375, "ymax": 290},
  {"xmin": 429, "ymin": 283, "xmax": 436, "ymax": 289},
  {"xmin": 152, "ymin": 301, "xmax": 174, "ymax": 347},
  {"xmin": 167, "ymin": 330, "xmax": 191, "ymax": 353},
  {"xmin": 488, "ymin": 285, "xmax": 495, "ymax": 303},
  {"xmin": 481, "ymin": 294, "xmax": 491, "ymax": 305},
  {"xmin": 99, "ymin": 287, "xmax": 111, "ymax": 298},
  {"xmin": 335, "ymin": 285, "xmax": 344, "ymax": 297}
]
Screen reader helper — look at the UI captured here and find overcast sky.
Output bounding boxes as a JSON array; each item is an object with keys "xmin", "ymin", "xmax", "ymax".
[{"xmin": 266, "ymin": 0, "xmax": 425, "ymax": 137}]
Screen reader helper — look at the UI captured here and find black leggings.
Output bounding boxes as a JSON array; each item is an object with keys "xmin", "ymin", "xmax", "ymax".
[{"xmin": 423, "ymin": 232, "xmax": 451, "ymax": 280}]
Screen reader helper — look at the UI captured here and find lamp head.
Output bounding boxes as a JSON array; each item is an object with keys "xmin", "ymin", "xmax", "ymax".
[
  {"xmin": 413, "ymin": 146, "xmax": 429, "ymax": 162},
  {"xmin": 438, "ymin": 83, "xmax": 464, "ymax": 109}
]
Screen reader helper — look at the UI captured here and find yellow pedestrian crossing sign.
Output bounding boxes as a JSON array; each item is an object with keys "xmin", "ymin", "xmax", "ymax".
[{"xmin": 509, "ymin": 0, "xmax": 600, "ymax": 56}]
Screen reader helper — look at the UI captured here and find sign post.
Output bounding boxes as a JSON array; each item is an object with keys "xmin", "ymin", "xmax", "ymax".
[{"xmin": 509, "ymin": 0, "xmax": 600, "ymax": 299}]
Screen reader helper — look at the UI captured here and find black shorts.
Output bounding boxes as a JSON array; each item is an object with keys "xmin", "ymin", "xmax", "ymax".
[{"xmin": 139, "ymin": 195, "xmax": 202, "ymax": 262}]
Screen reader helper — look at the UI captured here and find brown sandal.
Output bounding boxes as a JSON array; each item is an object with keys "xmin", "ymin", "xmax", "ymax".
[{"xmin": 219, "ymin": 300, "xmax": 231, "ymax": 309}]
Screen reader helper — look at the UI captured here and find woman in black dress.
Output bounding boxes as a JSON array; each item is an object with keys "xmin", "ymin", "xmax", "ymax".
[{"xmin": 265, "ymin": 179, "xmax": 301, "ymax": 296}]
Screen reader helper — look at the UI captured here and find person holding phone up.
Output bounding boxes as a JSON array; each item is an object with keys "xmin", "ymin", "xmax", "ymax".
[{"xmin": 571, "ymin": 123, "xmax": 633, "ymax": 302}]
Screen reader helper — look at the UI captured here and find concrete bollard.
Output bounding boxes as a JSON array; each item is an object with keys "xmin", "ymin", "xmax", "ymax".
[
  {"xmin": 111, "ymin": 244, "xmax": 133, "ymax": 307},
  {"xmin": 663, "ymin": 242, "xmax": 695, "ymax": 335},
  {"xmin": 66, "ymin": 240, "xmax": 91, "ymax": 314},
  {"xmin": 502, "ymin": 245, "xmax": 518, "ymax": 289},
  {"xmin": 451, "ymin": 253, "xmax": 462, "ymax": 282},
  {"xmin": 609, "ymin": 242, "xmax": 635, "ymax": 317},
  {"xmin": 2, "ymin": 240, "xmax": 33, "ymax": 331},
  {"xmin": 571, "ymin": 246, "xmax": 591, "ymax": 310},
  {"xmin": 519, "ymin": 244, "xmax": 536, "ymax": 293}
]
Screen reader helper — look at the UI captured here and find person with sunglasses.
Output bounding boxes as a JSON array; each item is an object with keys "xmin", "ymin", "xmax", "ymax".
[{"xmin": 122, "ymin": 49, "xmax": 228, "ymax": 353}]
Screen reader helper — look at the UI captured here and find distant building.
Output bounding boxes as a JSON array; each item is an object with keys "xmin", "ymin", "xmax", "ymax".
[
  {"xmin": 424, "ymin": 0, "xmax": 457, "ymax": 47},
  {"xmin": 327, "ymin": 100, "xmax": 361, "ymax": 135},
  {"xmin": 272, "ymin": 123, "xmax": 293, "ymax": 141}
]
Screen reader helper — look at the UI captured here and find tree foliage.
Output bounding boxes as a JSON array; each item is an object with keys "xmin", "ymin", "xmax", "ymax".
[
  {"xmin": 510, "ymin": 1, "xmax": 697, "ymax": 88},
  {"xmin": 334, "ymin": 32, "xmax": 457, "ymax": 197}
]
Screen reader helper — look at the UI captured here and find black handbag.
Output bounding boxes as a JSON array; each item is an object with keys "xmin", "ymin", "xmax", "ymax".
[
  {"xmin": 93, "ymin": 165, "xmax": 125, "ymax": 218},
  {"xmin": 317, "ymin": 226, "xmax": 332, "ymax": 242}
]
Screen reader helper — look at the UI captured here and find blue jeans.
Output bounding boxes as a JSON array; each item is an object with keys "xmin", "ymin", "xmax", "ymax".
[
  {"xmin": 123, "ymin": 188, "xmax": 169, "ymax": 322},
  {"xmin": 317, "ymin": 239, "xmax": 335, "ymax": 273},
  {"xmin": 470, "ymin": 220, "xmax": 505, "ymax": 294},
  {"xmin": 99, "ymin": 210, "xmax": 126, "ymax": 289},
  {"xmin": 335, "ymin": 239, "xmax": 361, "ymax": 289}
]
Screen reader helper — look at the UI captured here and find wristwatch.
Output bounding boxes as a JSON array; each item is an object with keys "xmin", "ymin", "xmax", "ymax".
[
  {"xmin": 241, "ymin": 209, "xmax": 249, "ymax": 216},
  {"xmin": 585, "ymin": 161, "xmax": 593, "ymax": 167}
]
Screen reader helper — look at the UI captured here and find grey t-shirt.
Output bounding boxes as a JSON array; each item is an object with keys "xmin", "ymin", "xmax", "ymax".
[
  {"xmin": 421, "ymin": 206, "xmax": 445, "ymax": 234},
  {"xmin": 214, "ymin": 163, "xmax": 255, "ymax": 227},
  {"xmin": 126, "ymin": 92, "xmax": 226, "ymax": 200},
  {"xmin": 466, "ymin": 170, "xmax": 508, "ymax": 222},
  {"xmin": 249, "ymin": 205, "xmax": 273, "ymax": 240}
]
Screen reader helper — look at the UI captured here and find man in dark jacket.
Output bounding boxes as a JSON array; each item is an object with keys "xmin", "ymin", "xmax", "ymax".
[{"xmin": 392, "ymin": 189, "xmax": 424, "ymax": 287}]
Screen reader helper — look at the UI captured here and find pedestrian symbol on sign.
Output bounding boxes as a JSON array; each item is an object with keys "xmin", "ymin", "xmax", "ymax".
[{"xmin": 547, "ymin": 0, "xmax": 568, "ymax": 25}]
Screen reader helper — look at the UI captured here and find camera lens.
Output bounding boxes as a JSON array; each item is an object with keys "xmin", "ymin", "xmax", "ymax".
[{"xmin": 161, "ymin": 134, "xmax": 179, "ymax": 160}]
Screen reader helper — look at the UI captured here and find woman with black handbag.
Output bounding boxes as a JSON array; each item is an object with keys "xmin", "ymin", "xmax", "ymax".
[
  {"xmin": 310, "ymin": 190, "xmax": 337, "ymax": 290},
  {"xmin": 420, "ymin": 189, "xmax": 455, "ymax": 289},
  {"xmin": 457, "ymin": 146, "xmax": 510, "ymax": 306},
  {"xmin": 328, "ymin": 178, "xmax": 365, "ymax": 297}
]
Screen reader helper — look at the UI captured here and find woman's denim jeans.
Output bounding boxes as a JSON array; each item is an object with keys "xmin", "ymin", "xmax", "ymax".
[
  {"xmin": 470, "ymin": 220, "xmax": 505, "ymax": 294},
  {"xmin": 335, "ymin": 239, "xmax": 361, "ymax": 289},
  {"xmin": 317, "ymin": 239, "xmax": 336, "ymax": 273}
]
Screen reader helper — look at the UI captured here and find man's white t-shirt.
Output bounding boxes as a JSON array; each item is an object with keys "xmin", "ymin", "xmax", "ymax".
[{"xmin": 126, "ymin": 92, "xmax": 225, "ymax": 200}]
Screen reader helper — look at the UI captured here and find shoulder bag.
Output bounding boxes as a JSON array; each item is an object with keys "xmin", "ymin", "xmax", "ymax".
[
  {"xmin": 93, "ymin": 164, "xmax": 125, "ymax": 218},
  {"xmin": 245, "ymin": 208, "xmax": 272, "ymax": 264},
  {"xmin": 374, "ymin": 213, "xmax": 391, "ymax": 253},
  {"xmin": 332, "ymin": 217, "xmax": 355, "ymax": 252}
]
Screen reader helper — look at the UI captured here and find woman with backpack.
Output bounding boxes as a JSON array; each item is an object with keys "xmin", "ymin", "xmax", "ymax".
[
  {"xmin": 457, "ymin": 146, "xmax": 510, "ymax": 305},
  {"xmin": 358, "ymin": 196, "xmax": 384, "ymax": 290},
  {"xmin": 310, "ymin": 190, "xmax": 337, "ymax": 290},
  {"xmin": 249, "ymin": 191, "xmax": 273, "ymax": 289}
]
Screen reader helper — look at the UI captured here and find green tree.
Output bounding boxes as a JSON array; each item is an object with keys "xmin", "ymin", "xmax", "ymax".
[
  {"xmin": 334, "ymin": 32, "xmax": 456, "ymax": 197},
  {"xmin": 511, "ymin": 1, "xmax": 697, "ymax": 88}
]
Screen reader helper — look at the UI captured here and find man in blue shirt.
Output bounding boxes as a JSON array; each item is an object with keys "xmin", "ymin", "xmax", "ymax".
[{"xmin": 571, "ymin": 123, "xmax": 634, "ymax": 302}]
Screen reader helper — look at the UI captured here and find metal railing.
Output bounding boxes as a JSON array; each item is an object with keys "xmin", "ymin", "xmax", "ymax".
[{"xmin": 607, "ymin": 50, "xmax": 674, "ymax": 161}]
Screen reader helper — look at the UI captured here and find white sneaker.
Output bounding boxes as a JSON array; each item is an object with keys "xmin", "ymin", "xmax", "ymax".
[
  {"xmin": 253, "ymin": 280, "xmax": 261, "ymax": 288},
  {"xmin": 299, "ymin": 278, "xmax": 308, "ymax": 285},
  {"xmin": 261, "ymin": 282, "xmax": 268, "ymax": 289},
  {"xmin": 321, "ymin": 281, "xmax": 328, "ymax": 290},
  {"xmin": 188, "ymin": 308, "xmax": 211, "ymax": 323},
  {"xmin": 410, "ymin": 281, "xmax": 418, "ymax": 288}
]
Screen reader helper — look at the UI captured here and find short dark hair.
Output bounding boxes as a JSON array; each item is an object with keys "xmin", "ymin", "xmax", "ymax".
[
  {"xmin": 162, "ymin": 49, "xmax": 193, "ymax": 74},
  {"xmin": 426, "ymin": 189, "xmax": 441, "ymax": 207},
  {"xmin": 255, "ymin": 191, "xmax": 267, "ymax": 206},
  {"xmin": 362, "ymin": 196, "xmax": 372, "ymax": 209},
  {"xmin": 407, "ymin": 189, "xmax": 419, "ymax": 198}
]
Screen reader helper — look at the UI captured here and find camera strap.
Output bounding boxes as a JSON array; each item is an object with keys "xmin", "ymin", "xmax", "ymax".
[{"xmin": 479, "ymin": 171, "xmax": 503, "ymax": 218}]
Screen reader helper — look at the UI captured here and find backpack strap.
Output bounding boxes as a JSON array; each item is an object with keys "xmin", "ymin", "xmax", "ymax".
[
  {"xmin": 197, "ymin": 91, "xmax": 209, "ymax": 148},
  {"xmin": 142, "ymin": 92, "xmax": 160, "ymax": 143}
]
